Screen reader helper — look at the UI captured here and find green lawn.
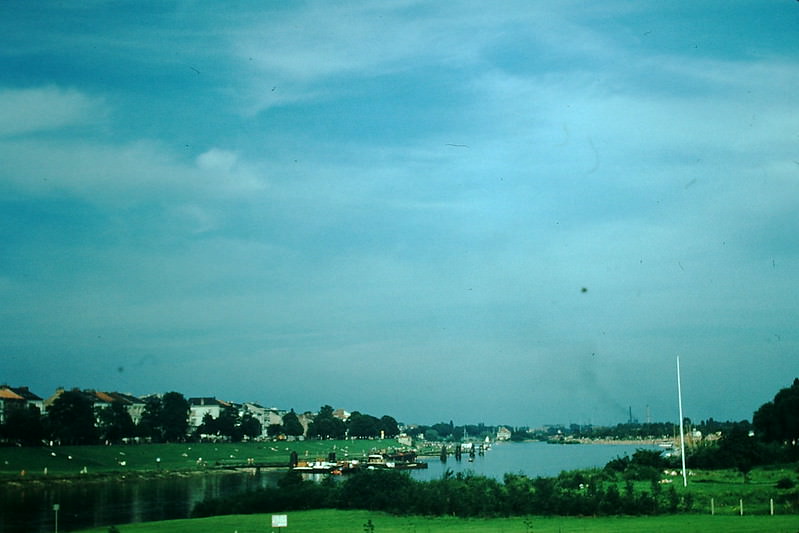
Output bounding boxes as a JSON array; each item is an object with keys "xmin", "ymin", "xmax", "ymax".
[
  {"xmin": 0, "ymin": 440, "xmax": 400, "ymax": 478},
  {"xmin": 640, "ymin": 466, "xmax": 798, "ymax": 516},
  {"xmin": 75, "ymin": 509, "xmax": 799, "ymax": 533}
]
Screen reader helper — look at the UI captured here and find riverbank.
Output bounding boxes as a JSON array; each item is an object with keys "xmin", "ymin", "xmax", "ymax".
[{"xmin": 0, "ymin": 440, "xmax": 407, "ymax": 483}]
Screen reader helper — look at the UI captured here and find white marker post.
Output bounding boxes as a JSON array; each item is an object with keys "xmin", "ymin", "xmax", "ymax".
[{"xmin": 677, "ymin": 356, "xmax": 688, "ymax": 488}]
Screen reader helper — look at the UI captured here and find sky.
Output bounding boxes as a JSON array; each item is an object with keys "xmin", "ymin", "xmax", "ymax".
[{"xmin": 1, "ymin": 1, "xmax": 798, "ymax": 428}]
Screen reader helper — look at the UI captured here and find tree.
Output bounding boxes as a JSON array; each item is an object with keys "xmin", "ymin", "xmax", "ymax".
[
  {"xmin": 97, "ymin": 402, "xmax": 135, "ymax": 443},
  {"xmin": 47, "ymin": 390, "xmax": 97, "ymax": 445},
  {"xmin": 380, "ymin": 415, "xmax": 400, "ymax": 438},
  {"xmin": 753, "ymin": 378, "xmax": 799, "ymax": 446},
  {"xmin": 1, "ymin": 404, "xmax": 45, "ymax": 445},
  {"xmin": 161, "ymin": 392, "xmax": 190, "ymax": 442},
  {"xmin": 196, "ymin": 412, "xmax": 218, "ymax": 437},
  {"xmin": 348, "ymin": 412, "xmax": 381, "ymax": 438},
  {"xmin": 282, "ymin": 409, "xmax": 304, "ymax": 437},
  {"xmin": 267, "ymin": 423, "xmax": 284, "ymax": 438},
  {"xmin": 237, "ymin": 412, "xmax": 262, "ymax": 441},
  {"xmin": 719, "ymin": 423, "xmax": 760, "ymax": 482},
  {"xmin": 432, "ymin": 422, "xmax": 454, "ymax": 440},
  {"xmin": 137, "ymin": 392, "xmax": 189, "ymax": 442},
  {"xmin": 138, "ymin": 395, "xmax": 163, "ymax": 441},
  {"xmin": 214, "ymin": 406, "xmax": 237, "ymax": 439},
  {"xmin": 307, "ymin": 405, "xmax": 346, "ymax": 439}
]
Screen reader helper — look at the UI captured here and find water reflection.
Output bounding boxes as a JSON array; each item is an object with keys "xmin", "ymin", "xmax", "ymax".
[
  {"xmin": 0, "ymin": 470, "xmax": 282, "ymax": 533},
  {"xmin": 0, "ymin": 443, "xmax": 659, "ymax": 532}
]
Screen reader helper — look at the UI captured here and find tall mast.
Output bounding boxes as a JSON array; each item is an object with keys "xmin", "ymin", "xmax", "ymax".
[{"xmin": 677, "ymin": 356, "xmax": 688, "ymax": 487}]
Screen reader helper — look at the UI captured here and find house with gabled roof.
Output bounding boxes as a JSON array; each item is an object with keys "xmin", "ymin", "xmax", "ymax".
[
  {"xmin": 0, "ymin": 387, "xmax": 26, "ymax": 424},
  {"xmin": 7, "ymin": 386, "xmax": 44, "ymax": 413},
  {"xmin": 106, "ymin": 392, "xmax": 146, "ymax": 424},
  {"xmin": 188, "ymin": 397, "xmax": 226, "ymax": 428}
]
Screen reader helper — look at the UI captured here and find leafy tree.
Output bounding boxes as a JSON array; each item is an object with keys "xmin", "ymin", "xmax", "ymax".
[
  {"xmin": 379, "ymin": 415, "xmax": 399, "ymax": 438},
  {"xmin": 424, "ymin": 429, "xmax": 440, "ymax": 442},
  {"xmin": 97, "ymin": 402, "xmax": 136, "ymax": 443},
  {"xmin": 753, "ymin": 378, "xmax": 799, "ymax": 446},
  {"xmin": 136, "ymin": 392, "xmax": 189, "ymax": 442},
  {"xmin": 431, "ymin": 422, "xmax": 453, "ymax": 439},
  {"xmin": 237, "ymin": 412, "xmax": 262, "ymax": 441},
  {"xmin": 47, "ymin": 390, "xmax": 98, "ymax": 445},
  {"xmin": 307, "ymin": 405, "xmax": 346, "ymax": 440},
  {"xmin": 214, "ymin": 406, "xmax": 238, "ymax": 439},
  {"xmin": 1, "ymin": 404, "xmax": 45, "ymax": 445},
  {"xmin": 196, "ymin": 412, "xmax": 218, "ymax": 437},
  {"xmin": 267, "ymin": 423, "xmax": 283, "ymax": 438},
  {"xmin": 137, "ymin": 395, "xmax": 163, "ymax": 441},
  {"xmin": 161, "ymin": 392, "xmax": 190, "ymax": 442},
  {"xmin": 718, "ymin": 423, "xmax": 760, "ymax": 482},
  {"xmin": 282, "ymin": 409, "xmax": 304, "ymax": 437},
  {"xmin": 348, "ymin": 412, "xmax": 381, "ymax": 438}
]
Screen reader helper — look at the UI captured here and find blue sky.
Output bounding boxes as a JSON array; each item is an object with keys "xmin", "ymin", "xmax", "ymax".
[{"xmin": 2, "ymin": 1, "xmax": 798, "ymax": 427}]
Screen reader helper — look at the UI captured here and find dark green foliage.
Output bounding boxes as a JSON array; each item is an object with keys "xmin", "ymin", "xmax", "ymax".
[
  {"xmin": 604, "ymin": 448, "xmax": 673, "ymax": 482},
  {"xmin": 776, "ymin": 477, "xmax": 795, "ymax": 489},
  {"xmin": 97, "ymin": 402, "xmax": 136, "ymax": 443},
  {"xmin": 339, "ymin": 470, "xmax": 414, "ymax": 513},
  {"xmin": 281, "ymin": 410, "xmax": 304, "ymax": 437},
  {"xmin": 347, "ymin": 412, "xmax": 382, "ymax": 438},
  {"xmin": 46, "ymin": 391, "xmax": 98, "ymax": 445},
  {"xmin": 135, "ymin": 392, "xmax": 189, "ymax": 442},
  {"xmin": 137, "ymin": 396, "xmax": 163, "ymax": 441},
  {"xmin": 753, "ymin": 378, "xmax": 799, "ymax": 446},
  {"xmin": 307, "ymin": 405, "xmax": 346, "ymax": 439},
  {"xmin": 160, "ymin": 392, "xmax": 190, "ymax": 442},
  {"xmin": 379, "ymin": 415, "xmax": 400, "ymax": 438},
  {"xmin": 193, "ymin": 464, "xmax": 693, "ymax": 519},
  {"xmin": 1, "ymin": 404, "xmax": 45, "ymax": 445},
  {"xmin": 237, "ymin": 412, "xmax": 262, "ymax": 441}
]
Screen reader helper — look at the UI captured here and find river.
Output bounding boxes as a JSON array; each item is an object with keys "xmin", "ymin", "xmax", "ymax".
[{"xmin": 0, "ymin": 442, "xmax": 657, "ymax": 532}]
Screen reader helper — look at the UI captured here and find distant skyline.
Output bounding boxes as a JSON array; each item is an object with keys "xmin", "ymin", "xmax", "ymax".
[{"xmin": 1, "ymin": 1, "xmax": 798, "ymax": 427}]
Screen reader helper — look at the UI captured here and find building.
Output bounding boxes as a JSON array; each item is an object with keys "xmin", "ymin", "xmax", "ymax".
[
  {"xmin": 7, "ymin": 386, "xmax": 44, "ymax": 413},
  {"xmin": 496, "ymin": 426, "xmax": 512, "ymax": 441},
  {"xmin": 0, "ymin": 387, "xmax": 26, "ymax": 424},
  {"xmin": 241, "ymin": 403, "xmax": 284, "ymax": 437},
  {"xmin": 188, "ymin": 397, "xmax": 226, "ymax": 428}
]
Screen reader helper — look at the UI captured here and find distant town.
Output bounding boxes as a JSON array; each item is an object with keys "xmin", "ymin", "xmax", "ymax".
[{"xmin": 0, "ymin": 384, "xmax": 752, "ymax": 447}]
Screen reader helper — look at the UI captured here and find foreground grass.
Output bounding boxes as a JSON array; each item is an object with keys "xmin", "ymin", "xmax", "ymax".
[
  {"xmin": 75, "ymin": 509, "xmax": 799, "ymax": 533},
  {"xmin": 0, "ymin": 440, "xmax": 399, "ymax": 478}
]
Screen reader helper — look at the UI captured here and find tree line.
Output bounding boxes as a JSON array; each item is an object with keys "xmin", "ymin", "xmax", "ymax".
[
  {"xmin": 1, "ymin": 391, "xmax": 204, "ymax": 445},
  {"xmin": 0, "ymin": 392, "xmax": 400, "ymax": 446},
  {"xmin": 192, "ymin": 457, "xmax": 698, "ymax": 519}
]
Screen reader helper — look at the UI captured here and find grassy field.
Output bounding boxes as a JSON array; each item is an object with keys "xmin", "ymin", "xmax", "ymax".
[
  {"xmin": 644, "ymin": 465, "xmax": 798, "ymax": 516},
  {"xmin": 75, "ymin": 509, "xmax": 799, "ymax": 533},
  {"xmin": 0, "ymin": 440, "xmax": 400, "ymax": 478}
]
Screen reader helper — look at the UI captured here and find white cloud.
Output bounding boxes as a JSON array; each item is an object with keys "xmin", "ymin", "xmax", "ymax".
[
  {"xmin": 195, "ymin": 147, "xmax": 266, "ymax": 194},
  {"xmin": 0, "ymin": 137, "xmax": 267, "ymax": 207},
  {"xmin": 0, "ymin": 86, "xmax": 105, "ymax": 137}
]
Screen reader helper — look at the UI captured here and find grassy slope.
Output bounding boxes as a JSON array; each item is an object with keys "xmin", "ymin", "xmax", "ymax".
[
  {"xmin": 0, "ymin": 440, "xmax": 398, "ymax": 477},
  {"xmin": 75, "ymin": 509, "xmax": 799, "ymax": 533}
]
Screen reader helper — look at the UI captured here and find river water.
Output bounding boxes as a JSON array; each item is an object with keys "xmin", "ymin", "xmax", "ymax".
[{"xmin": 0, "ymin": 442, "xmax": 655, "ymax": 532}]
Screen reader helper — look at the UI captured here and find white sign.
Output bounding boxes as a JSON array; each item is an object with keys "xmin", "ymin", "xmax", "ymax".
[{"xmin": 271, "ymin": 514, "xmax": 288, "ymax": 528}]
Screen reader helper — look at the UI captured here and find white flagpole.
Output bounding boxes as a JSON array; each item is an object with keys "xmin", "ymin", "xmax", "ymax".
[{"xmin": 677, "ymin": 356, "xmax": 688, "ymax": 487}]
